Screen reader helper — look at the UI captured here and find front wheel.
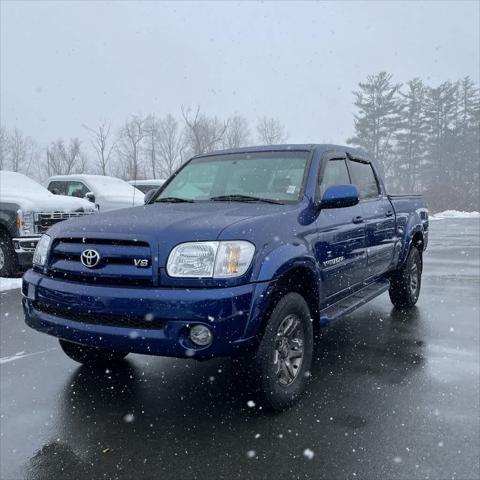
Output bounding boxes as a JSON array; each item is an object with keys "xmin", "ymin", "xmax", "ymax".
[
  {"xmin": 389, "ymin": 246, "xmax": 422, "ymax": 309},
  {"xmin": 0, "ymin": 232, "xmax": 18, "ymax": 277},
  {"xmin": 59, "ymin": 339, "xmax": 128, "ymax": 365},
  {"xmin": 248, "ymin": 292, "xmax": 313, "ymax": 411}
]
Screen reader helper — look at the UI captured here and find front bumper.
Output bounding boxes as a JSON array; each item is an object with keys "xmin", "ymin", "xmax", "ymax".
[{"xmin": 22, "ymin": 269, "xmax": 272, "ymax": 360}]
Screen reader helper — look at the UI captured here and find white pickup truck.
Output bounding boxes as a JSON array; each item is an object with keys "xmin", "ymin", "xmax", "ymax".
[
  {"xmin": 47, "ymin": 174, "xmax": 144, "ymax": 211},
  {"xmin": 0, "ymin": 171, "xmax": 96, "ymax": 275}
]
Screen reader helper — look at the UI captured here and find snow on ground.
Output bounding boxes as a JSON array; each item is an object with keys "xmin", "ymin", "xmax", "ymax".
[
  {"xmin": 0, "ymin": 277, "xmax": 22, "ymax": 292},
  {"xmin": 430, "ymin": 210, "xmax": 480, "ymax": 220}
]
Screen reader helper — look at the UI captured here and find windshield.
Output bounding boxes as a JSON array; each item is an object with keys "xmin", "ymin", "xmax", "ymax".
[
  {"xmin": 156, "ymin": 152, "xmax": 309, "ymax": 203},
  {"xmin": 135, "ymin": 184, "xmax": 158, "ymax": 194}
]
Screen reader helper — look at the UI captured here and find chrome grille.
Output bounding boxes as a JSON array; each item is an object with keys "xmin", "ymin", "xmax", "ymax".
[
  {"xmin": 47, "ymin": 237, "xmax": 153, "ymax": 286},
  {"xmin": 34, "ymin": 211, "xmax": 93, "ymax": 234}
]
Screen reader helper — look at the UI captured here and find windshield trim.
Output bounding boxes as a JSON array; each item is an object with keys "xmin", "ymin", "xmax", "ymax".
[{"xmin": 150, "ymin": 149, "xmax": 314, "ymax": 205}]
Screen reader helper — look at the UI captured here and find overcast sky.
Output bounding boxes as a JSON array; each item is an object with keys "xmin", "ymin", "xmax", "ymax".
[{"xmin": 1, "ymin": 1, "xmax": 479, "ymax": 146}]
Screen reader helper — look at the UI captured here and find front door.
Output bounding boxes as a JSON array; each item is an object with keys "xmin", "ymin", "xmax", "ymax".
[{"xmin": 315, "ymin": 156, "xmax": 367, "ymax": 301}]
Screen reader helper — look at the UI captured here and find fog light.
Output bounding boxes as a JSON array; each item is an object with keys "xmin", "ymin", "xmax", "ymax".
[{"xmin": 189, "ymin": 325, "xmax": 212, "ymax": 346}]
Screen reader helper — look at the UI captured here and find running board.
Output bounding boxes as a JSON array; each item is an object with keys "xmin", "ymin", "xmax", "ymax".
[{"xmin": 320, "ymin": 278, "xmax": 390, "ymax": 325}]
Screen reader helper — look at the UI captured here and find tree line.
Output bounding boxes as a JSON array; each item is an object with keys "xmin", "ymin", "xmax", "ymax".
[
  {"xmin": 1, "ymin": 73, "xmax": 478, "ymax": 211},
  {"xmin": 0, "ymin": 109, "xmax": 287, "ymax": 184},
  {"xmin": 347, "ymin": 73, "xmax": 479, "ymax": 212}
]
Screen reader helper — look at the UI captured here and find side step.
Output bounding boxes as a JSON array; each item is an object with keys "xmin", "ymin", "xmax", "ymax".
[{"xmin": 320, "ymin": 278, "xmax": 390, "ymax": 325}]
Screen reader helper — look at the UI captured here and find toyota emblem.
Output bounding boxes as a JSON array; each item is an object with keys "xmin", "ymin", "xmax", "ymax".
[{"xmin": 80, "ymin": 249, "xmax": 101, "ymax": 268}]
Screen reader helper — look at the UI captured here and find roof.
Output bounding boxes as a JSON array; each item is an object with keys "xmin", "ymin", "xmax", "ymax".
[
  {"xmin": 129, "ymin": 179, "xmax": 166, "ymax": 185},
  {"xmin": 193, "ymin": 144, "xmax": 367, "ymax": 158},
  {"xmin": 48, "ymin": 174, "xmax": 119, "ymax": 181}
]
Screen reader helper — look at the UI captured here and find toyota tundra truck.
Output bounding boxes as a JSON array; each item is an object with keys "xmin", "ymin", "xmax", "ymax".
[{"xmin": 22, "ymin": 145, "xmax": 428, "ymax": 410}]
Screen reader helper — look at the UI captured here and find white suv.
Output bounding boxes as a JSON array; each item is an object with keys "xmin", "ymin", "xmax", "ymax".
[{"xmin": 47, "ymin": 174, "xmax": 145, "ymax": 211}]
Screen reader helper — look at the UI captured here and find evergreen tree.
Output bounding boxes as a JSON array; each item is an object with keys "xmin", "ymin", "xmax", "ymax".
[
  {"xmin": 347, "ymin": 72, "xmax": 402, "ymax": 179},
  {"xmin": 422, "ymin": 81, "xmax": 460, "ymax": 209},
  {"xmin": 395, "ymin": 78, "xmax": 428, "ymax": 192}
]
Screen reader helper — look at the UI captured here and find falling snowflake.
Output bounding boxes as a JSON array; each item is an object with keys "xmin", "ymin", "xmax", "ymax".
[
  {"xmin": 303, "ymin": 448, "xmax": 314, "ymax": 460},
  {"xmin": 246, "ymin": 450, "xmax": 256, "ymax": 458},
  {"xmin": 123, "ymin": 413, "xmax": 135, "ymax": 423}
]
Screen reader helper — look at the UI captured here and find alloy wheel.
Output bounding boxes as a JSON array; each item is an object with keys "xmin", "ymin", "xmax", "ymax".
[{"xmin": 273, "ymin": 314, "xmax": 304, "ymax": 386}]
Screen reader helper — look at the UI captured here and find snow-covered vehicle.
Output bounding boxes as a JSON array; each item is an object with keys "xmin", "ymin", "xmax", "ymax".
[
  {"xmin": 129, "ymin": 179, "xmax": 166, "ymax": 194},
  {"xmin": 0, "ymin": 171, "xmax": 96, "ymax": 276},
  {"xmin": 47, "ymin": 174, "xmax": 144, "ymax": 212}
]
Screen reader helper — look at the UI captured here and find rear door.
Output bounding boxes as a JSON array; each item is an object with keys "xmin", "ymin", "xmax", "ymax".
[
  {"xmin": 315, "ymin": 154, "xmax": 367, "ymax": 300},
  {"xmin": 347, "ymin": 157, "xmax": 396, "ymax": 278}
]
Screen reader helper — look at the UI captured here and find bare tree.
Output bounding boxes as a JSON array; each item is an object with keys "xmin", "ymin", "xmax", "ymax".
[
  {"xmin": 157, "ymin": 114, "xmax": 186, "ymax": 177},
  {"xmin": 0, "ymin": 126, "xmax": 8, "ymax": 170},
  {"xmin": 223, "ymin": 115, "xmax": 250, "ymax": 149},
  {"xmin": 144, "ymin": 114, "xmax": 160, "ymax": 179},
  {"xmin": 83, "ymin": 120, "xmax": 115, "ymax": 175},
  {"xmin": 182, "ymin": 106, "xmax": 229, "ymax": 155},
  {"xmin": 117, "ymin": 115, "xmax": 147, "ymax": 180},
  {"xmin": 256, "ymin": 116, "xmax": 288, "ymax": 145},
  {"xmin": 46, "ymin": 138, "xmax": 87, "ymax": 176}
]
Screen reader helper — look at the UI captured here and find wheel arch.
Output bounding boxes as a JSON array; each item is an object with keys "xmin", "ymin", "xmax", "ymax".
[{"xmin": 243, "ymin": 263, "xmax": 321, "ymax": 344}]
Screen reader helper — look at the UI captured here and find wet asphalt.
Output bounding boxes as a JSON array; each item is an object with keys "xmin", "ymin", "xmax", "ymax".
[{"xmin": 1, "ymin": 218, "xmax": 479, "ymax": 480}]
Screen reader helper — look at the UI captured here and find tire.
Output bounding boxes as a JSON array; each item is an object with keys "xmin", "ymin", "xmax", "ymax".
[
  {"xmin": 389, "ymin": 246, "xmax": 422, "ymax": 309},
  {"xmin": 59, "ymin": 339, "xmax": 128, "ymax": 366},
  {"xmin": 246, "ymin": 292, "xmax": 314, "ymax": 411},
  {"xmin": 0, "ymin": 231, "xmax": 17, "ymax": 277}
]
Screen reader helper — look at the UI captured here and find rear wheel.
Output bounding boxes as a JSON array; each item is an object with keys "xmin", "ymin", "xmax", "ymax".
[
  {"xmin": 389, "ymin": 246, "xmax": 422, "ymax": 309},
  {"xmin": 247, "ymin": 292, "xmax": 313, "ymax": 411},
  {"xmin": 59, "ymin": 339, "xmax": 128, "ymax": 365},
  {"xmin": 0, "ymin": 231, "xmax": 17, "ymax": 277}
]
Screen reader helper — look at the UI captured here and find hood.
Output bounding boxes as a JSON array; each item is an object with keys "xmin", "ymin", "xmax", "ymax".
[
  {"xmin": 99, "ymin": 194, "xmax": 145, "ymax": 207},
  {"xmin": 2, "ymin": 192, "xmax": 96, "ymax": 213},
  {"xmin": 48, "ymin": 201, "xmax": 290, "ymax": 244}
]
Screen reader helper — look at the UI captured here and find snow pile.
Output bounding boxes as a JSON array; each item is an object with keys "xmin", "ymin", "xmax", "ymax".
[
  {"xmin": 0, "ymin": 277, "xmax": 22, "ymax": 291},
  {"xmin": 430, "ymin": 210, "xmax": 480, "ymax": 220}
]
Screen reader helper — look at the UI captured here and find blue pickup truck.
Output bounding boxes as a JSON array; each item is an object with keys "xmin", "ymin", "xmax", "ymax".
[{"xmin": 23, "ymin": 145, "xmax": 428, "ymax": 410}]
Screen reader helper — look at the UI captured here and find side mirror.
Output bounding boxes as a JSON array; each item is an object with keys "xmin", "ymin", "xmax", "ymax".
[
  {"xmin": 321, "ymin": 184, "xmax": 359, "ymax": 209},
  {"xmin": 85, "ymin": 192, "xmax": 95, "ymax": 203},
  {"xmin": 144, "ymin": 188, "xmax": 158, "ymax": 205}
]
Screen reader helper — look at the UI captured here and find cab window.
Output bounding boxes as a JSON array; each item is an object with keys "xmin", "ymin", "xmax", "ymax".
[
  {"xmin": 48, "ymin": 181, "xmax": 66, "ymax": 195},
  {"xmin": 66, "ymin": 181, "xmax": 89, "ymax": 198},
  {"xmin": 319, "ymin": 159, "xmax": 351, "ymax": 198},
  {"xmin": 347, "ymin": 160, "xmax": 380, "ymax": 199}
]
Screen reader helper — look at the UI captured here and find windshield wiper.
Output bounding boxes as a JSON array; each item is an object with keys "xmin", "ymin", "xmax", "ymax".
[
  {"xmin": 156, "ymin": 197, "xmax": 195, "ymax": 203},
  {"xmin": 209, "ymin": 194, "xmax": 284, "ymax": 204}
]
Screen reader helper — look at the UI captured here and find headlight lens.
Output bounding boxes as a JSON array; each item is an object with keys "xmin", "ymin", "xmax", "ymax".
[
  {"xmin": 17, "ymin": 210, "xmax": 34, "ymax": 235},
  {"xmin": 33, "ymin": 234, "xmax": 51, "ymax": 267},
  {"xmin": 167, "ymin": 241, "xmax": 255, "ymax": 278}
]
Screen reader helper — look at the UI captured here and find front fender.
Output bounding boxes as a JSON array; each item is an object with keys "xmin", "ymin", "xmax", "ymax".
[{"xmin": 254, "ymin": 243, "xmax": 319, "ymax": 282}]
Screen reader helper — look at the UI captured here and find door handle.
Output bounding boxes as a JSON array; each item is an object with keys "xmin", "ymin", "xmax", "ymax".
[
  {"xmin": 385, "ymin": 210, "xmax": 394, "ymax": 217},
  {"xmin": 352, "ymin": 216, "xmax": 364, "ymax": 224}
]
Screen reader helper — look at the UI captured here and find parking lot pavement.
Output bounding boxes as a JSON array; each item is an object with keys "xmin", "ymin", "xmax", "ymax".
[{"xmin": 1, "ymin": 218, "xmax": 479, "ymax": 480}]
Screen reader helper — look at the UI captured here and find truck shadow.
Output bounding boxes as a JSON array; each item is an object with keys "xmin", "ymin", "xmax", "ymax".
[{"xmin": 23, "ymin": 304, "xmax": 427, "ymax": 480}]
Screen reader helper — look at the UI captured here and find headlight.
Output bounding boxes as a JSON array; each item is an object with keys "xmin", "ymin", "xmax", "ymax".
[
  {"xmin": 33, "ymin": 234, "xmax": 51, "ymax": 267},
  {"xmin": 167, "ymin": 241, "xmax": 255, "ymax": 278},
  {"xmin": 16, "ymin": 210, "xmax": 34, "ymax": 236}
]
